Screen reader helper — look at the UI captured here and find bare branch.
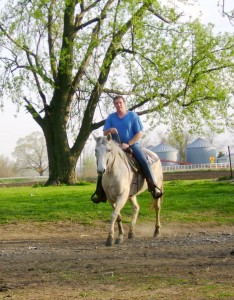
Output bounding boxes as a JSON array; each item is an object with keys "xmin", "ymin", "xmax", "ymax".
[{"xmin": 222, "ymin": 0, "xmax": 234, "ymax": 26}]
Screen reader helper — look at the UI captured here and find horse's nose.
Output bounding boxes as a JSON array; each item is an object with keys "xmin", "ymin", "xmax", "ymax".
[
  {"xmin": 97, "ymin": 168, "xmax": 106, "ymax": 175},
  {"xmin": 97, "ymin": 168, "xmax": 105, "ymax": 175}
]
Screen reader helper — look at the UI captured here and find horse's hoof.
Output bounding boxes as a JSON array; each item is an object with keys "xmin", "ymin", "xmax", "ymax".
[
  {"xmin": 115, "ymin": 237, "xmax": 124, "ymax": 245},
  {"xmin": 106, "ymin": 237, "xmax": 114, "ymax": 246},
  {"xmin": 128, "ymin": 232, "xmax": 135, "ymax": 239},
  {"xmin": 153, "ymin": 230, "xmax": 160, "ymax": 238}
]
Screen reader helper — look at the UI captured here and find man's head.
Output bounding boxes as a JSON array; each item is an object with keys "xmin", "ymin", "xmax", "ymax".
[
  {"xmin": 113, "ymin": 96, "xmax": 126, "ymax": 115},
  {"xmin": 113, "ymin": 95, "xmax": 126, "ymax": 103}
]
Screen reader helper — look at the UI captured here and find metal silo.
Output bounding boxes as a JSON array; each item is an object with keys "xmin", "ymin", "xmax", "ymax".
[
  {"xmin": 186, "ymin": 138, "xmax": 216, "ymax": 164},
  {"xmin": 152, "ymin": 143, "xmax": 180, "ymax": 163}
]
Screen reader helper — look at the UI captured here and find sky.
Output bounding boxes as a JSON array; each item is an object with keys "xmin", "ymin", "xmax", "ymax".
[{"xmin": 0, "ymin": 0, "xmax": 233, "ymax": 160}]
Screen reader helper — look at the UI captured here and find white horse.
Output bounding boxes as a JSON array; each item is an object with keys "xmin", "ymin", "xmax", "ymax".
[{"xmin": 94, "ymin": 134, "xmax": 163, "ymax": 246}]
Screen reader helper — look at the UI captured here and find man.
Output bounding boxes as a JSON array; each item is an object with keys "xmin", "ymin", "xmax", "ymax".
[{"xmin": 91, "ymin": 95, "xmax": 163, "ymax": 204}]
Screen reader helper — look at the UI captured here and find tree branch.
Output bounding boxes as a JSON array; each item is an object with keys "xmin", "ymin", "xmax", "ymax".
[
  {"xmin": 0, "ymin": 23, "xmax": 54, "ymax": 87},
  {"xmin": 70, "ymin": 0, "xmax": 115, "ymax": 96},
  {"xmin": 91, "ymin": 96, "xmax": 171, "ymax": 131},
  {"xmin": 47, "ymin": 0, "xmax": 57, "ymax": 81},
  {"xmin": 147, "ymin": 7, "xmax": 171, "ymax": 23},
  {"xmin": 23, "ymin": 97, "xmax": 44, "ymax": 127},
  {"xmin": 75, "ymin": 16, "xmax": 106, "ymax": 31},
  {"xmin": 74, "ymin": 0, "xmax": 102, "ymax": 30},
  {"xmin": 147, "ymin": 6, "xmax": 182, "ymax": 23},
  {"xmin": 25, "ymin": 49, "xmax": 48, "ymax": 110}
]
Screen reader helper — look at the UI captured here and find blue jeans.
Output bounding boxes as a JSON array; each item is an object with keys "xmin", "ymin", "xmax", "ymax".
[{"xmin": 130, "ymin": 143, "xmax": 156, "ymax": 184}]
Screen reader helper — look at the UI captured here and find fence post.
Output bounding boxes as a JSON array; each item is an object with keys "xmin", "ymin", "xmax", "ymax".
[{"xmin": 228, "ymin": 146, "xmax": 233, "ymax": 179}]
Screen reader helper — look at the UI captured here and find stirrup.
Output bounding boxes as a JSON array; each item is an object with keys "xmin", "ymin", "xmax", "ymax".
[
  {"xmin": 150, "ymin": 188, "xmax": 163, "ymax": 200},
  {"xmin": 91, "ymin": 191, "xmax": 107, "ymax": 204},
  {"xmin": 146, "ymin": 178, "xmax": 163, "ymax": 200}
]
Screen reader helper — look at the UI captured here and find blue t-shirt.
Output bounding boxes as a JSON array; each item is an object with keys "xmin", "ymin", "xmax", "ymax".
[{"xmin": 103, "ymin": 111, "xmax": 143, "ymax": 144}]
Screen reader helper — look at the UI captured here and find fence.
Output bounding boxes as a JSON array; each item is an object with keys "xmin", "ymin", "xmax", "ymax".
[{"xmin": 163, "ymin": 163, "xmax": 231, "ymax": 172}]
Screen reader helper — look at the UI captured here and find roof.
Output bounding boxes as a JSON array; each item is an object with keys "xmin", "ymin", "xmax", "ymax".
[
  {"xmin": 186, "ymin": 138, "xmax": 215, "ymax": 149},
  {"xmin": 152, "ymin": 143, "xmax": 178, "ymax": 153}
]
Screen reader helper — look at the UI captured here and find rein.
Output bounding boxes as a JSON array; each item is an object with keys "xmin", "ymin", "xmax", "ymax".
[
  {"xmin": 106, "ymin": 155, "xmax": 116, "ymax": 174},
  {"xmin": 116, "ymin": 133, "xmax": 122, "ymax": 145}
]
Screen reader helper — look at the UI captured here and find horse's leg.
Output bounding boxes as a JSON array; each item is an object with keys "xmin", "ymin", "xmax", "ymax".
[
  {"xmin": 106, "ymin": 195, "xmax": 127, "ymax": 246},
  {"xmin": 152, "ymin": 198, "xmax": 161, "ymax": 237},
  {"xmin": 115, "ymin": 213, "xmax": 124, "ymax": 245},
  {"xmin": 128, "ymin": 195, "xmax": 139, "ymax": 239}
]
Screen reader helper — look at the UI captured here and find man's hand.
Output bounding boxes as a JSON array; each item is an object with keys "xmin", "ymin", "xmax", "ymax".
[
  {"xmin": 121, "ymin": 143, "xmax": 129, "ymax": 150},
  {"xmin": 109, "ymin": 128, "xmax": 118, "ymax": 134},
  {"xmin": 104, "ymin": 128, "xmax": 118, "ymax": 136}
]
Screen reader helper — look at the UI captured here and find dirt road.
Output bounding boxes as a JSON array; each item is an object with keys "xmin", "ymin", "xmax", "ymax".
[{"xmin": 1, "ymin": 222, "xmax": 233, "ymax": 299}]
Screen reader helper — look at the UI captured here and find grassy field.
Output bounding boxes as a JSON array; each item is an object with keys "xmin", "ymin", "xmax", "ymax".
[{"xmin": 0, "ymin": 179, "xmax": 233, "ymax": 225}]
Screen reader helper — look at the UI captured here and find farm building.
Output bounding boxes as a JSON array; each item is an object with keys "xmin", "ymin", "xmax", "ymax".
[
  {"xmin": 151, "ymin": 143, "xmax": 180, "ymax": 165},
  {"xmin": 186, "ymin": 138, "xmax": 216, "ymax": 164},
  {"xmin": 217, "ymin": 153, "xmax": 234, "ymax": 165}
]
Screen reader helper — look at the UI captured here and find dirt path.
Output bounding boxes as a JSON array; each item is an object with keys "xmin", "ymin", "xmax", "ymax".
[{"xmin": 0, "ymin": 222, "xmax": 234, "ymax": 300}]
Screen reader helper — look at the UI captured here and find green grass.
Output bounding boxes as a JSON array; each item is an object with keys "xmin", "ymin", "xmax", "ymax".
[
  {"xmin": 0, "ymin": 177, "xmax": 46, "ymax": 184},
  {"xmin": 161, "ymin": 179, "xmax": 234, "ymax": 223},
  {"xmin": 0, "ymin": 179, "xmax": 233, "ymax": 225}
]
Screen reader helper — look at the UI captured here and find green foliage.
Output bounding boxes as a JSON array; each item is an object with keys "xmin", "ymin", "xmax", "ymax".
[
  {"xmin": 0, "ymin": 0, "xmax": 233, "ymax": 132},
  {"xmin": 0, "ymin": 179, "xmax": 233, "ymax": 225}
]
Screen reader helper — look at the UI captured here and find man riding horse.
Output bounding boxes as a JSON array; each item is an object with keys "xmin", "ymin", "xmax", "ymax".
[{"xmin": 91, "ymin": 95, "xmax": 163, "ymax": 204}]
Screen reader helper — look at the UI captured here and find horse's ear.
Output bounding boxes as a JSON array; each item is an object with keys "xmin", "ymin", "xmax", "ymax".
[
  {"xmin": 107, "ymin": 133, "xmax": 112, "ymax": 141},
  {"xmin": 92, "ymin": 132, "xmax": 98, "ymax": 141}
]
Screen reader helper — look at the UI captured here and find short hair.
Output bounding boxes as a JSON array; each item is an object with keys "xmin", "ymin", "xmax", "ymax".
[{"xmin": 113, "ymin": 95, "xmax": 126, "ymax": 103}]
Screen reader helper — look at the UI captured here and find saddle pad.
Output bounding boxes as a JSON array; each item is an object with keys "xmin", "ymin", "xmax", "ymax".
[
  {"xmin": 125, "ymin": 148, "xmax": 159, "ymax": 172},
  {"xmin": 143, "ymin": 148, "xmax": 160, "ymax": 165}
]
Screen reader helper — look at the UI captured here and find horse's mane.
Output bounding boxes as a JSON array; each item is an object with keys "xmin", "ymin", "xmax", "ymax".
[
  {"xmin": 97, "ymin": 136, "xmax": 130, "ymax": 166},
  {"xmin": 109, "ymin": 139, "xmax": 131, "ymax": 167}
]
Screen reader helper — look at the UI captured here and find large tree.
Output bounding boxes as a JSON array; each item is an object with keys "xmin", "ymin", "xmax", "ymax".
[
  {"xmin": 0, "ymin": 0, "xmax": 234, "ymax": 185},
  {"xmin": 13, "ymin": 132, "xmax": 48, "ymax": 176}
]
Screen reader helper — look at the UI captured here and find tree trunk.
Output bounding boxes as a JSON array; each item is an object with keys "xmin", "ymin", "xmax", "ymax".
[{"xmin": 42, "ymin": 114, "xmax": 81, "ymax": 186}]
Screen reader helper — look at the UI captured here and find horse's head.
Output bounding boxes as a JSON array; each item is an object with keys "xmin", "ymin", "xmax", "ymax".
[{"xmin": 93, "ymin": 133, "xmax": 115, "ymax": 175}]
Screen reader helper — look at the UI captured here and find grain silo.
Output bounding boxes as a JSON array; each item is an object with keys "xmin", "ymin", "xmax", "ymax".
[
  {"xmin": 152, "ymin": 143, "xmax": 180, "ymax": 163},
  {"xmin": 186, "ymin": 138, "xmax": 216, "ymax": 164}
]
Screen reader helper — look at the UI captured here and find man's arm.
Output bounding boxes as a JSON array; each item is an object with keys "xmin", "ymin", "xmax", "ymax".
[{"xmin": 126, "ymin": 131, "xmax": 143, "ymax": 146}]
